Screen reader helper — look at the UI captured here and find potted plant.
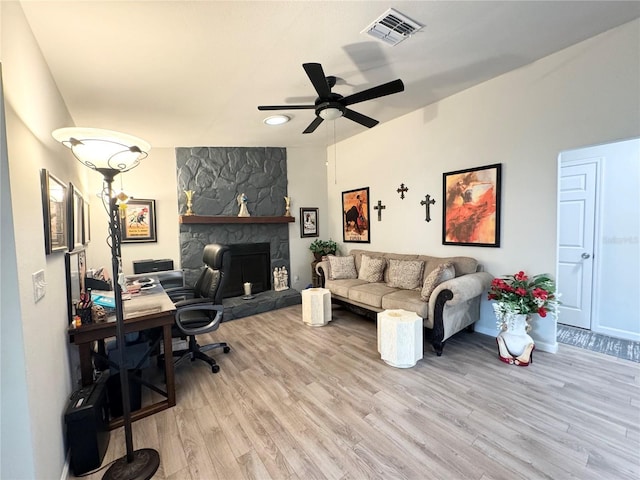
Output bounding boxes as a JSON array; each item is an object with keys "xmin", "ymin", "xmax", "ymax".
[
  {"xmin": 309, "ymin": 239, "xmax": 337, "ymax": 261},
  {"xmin": 487, "ymin": 271, "xmax": 558, "ymax": 366}
]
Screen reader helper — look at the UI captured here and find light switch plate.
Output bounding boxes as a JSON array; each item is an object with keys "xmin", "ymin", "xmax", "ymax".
[{"xmin": 33, "ymin": 270, "xmax": 46, "ymax": 303}]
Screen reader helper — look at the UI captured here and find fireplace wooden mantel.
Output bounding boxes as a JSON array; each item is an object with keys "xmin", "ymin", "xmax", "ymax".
[{"xmin": 179, "ymin": 215, "xmax": 295, "ymax": 224}]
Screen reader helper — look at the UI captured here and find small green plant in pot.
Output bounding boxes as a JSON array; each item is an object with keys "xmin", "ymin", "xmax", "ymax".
[{"xmin": 310, "ymin": 239, "xmax": 337, "ymax": 261}]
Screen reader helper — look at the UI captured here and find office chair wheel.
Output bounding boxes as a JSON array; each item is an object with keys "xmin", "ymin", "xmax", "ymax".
[
  {"xmin": 223, "ymin": 346, "xmax": 231, "ymax": 354},
  {"xmin": 212, "ymin": 364, "xmax": 220, "ymax": 373}
]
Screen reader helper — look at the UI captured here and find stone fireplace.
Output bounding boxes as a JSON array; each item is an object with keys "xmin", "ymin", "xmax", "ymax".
[{"xmin": 175, "ymin": 147, "xmax": 293, "ymax": 294}]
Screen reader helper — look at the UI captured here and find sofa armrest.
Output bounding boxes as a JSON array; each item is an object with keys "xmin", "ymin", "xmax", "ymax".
[
  {"xmin": 316, "ymin": 260, "xmax": 329, "ymax": 277},
  {"xmin": 429, "ymin": 272, "xmax": 493, "ymax": 310}
]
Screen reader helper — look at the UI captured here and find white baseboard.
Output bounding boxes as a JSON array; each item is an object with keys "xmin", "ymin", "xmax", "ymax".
[
  {"xmin": 473, "ymin": 327, "xmax": 558, "ymax": 354},
  {"xmin": 60, "ymin": 450, "xmax": 70, "ymax": 480}
]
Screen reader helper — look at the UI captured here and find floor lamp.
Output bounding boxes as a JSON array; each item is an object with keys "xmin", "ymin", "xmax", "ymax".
[{"xmin": 53, "ymin": 127, "xmax": 160, "ymax": 480}]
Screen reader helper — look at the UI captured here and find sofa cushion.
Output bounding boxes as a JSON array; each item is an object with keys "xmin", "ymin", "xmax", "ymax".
[
  {"xmin": 387, "ymin": 259, "xmax": 424, "ymax": 290},
  {"xmin": 381, "ymin": 290, "xmax": 429, "ymax": 319},
  {"xmin": 327, "ymin": 255, "xmax": 357, "ymax": 280},
  {"xmin": 358, "ymin": 254, "xmax": 386, "ymax": 283},
  {"xmin": 420, "ymin": 262, "xmax": 455, "ymax": 301},
  {"xmin": 324, "ymin": 278, "xmax": 368, "ymax": 298},
  {"xmin": 349, "ymin": 283, "xmax": 398, "ymax": 308}
]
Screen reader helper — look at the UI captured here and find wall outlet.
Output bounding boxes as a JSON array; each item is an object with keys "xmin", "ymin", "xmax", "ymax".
[{"xmin": 33, "ymin": 270, "xmax": 46, "ymax": 303}]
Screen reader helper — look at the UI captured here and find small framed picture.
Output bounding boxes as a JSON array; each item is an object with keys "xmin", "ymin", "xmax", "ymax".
[
  {"xmin": 300, "ymin": 207, "xmax": 319, "ymax": 238},
  {"xmin": 121, "ymin": 198, "xmax": 157, "ymax": 243},
  {"xmin": 442, "ymin": 163, "xmax": 501, "ymax": 247},
  {"xmin": 342, "ymin": 187, "xmax": 370, "ymax": 243},
  {"xmin": 40, "ymin": 169, "xmax": 68, "ymax": 254},
  {"xmin": 68, "ymin": 183, "xmax": 84, "ymax": 250},
  {"xmin": 83, "ymin": 201, "xmax": 91, "ymax": 245}
]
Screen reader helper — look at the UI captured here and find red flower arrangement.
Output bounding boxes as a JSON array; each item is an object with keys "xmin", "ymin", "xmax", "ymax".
[{"xmin": 488, "ymin": 271, "xmax": 558, "ymax": 318}]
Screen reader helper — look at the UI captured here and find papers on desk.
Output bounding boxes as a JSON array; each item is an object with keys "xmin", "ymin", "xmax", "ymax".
[{"xmin": 91, "ymin": 291, "xmax": 131, "ymax": 309}]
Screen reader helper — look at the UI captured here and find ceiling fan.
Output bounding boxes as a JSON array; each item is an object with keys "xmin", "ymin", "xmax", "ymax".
[{"xmin": 258, "ymin": 62, "xmax": 405, "ymax": 134}]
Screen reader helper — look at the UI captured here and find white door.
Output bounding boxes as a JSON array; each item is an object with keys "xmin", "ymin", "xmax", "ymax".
[{"xmin": 557, "ymin": 160, "xmax": 598, "ymax": 329}]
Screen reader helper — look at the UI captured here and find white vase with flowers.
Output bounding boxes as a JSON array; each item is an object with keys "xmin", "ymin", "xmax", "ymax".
[{"xmin": 488, "ymin": 271, "xmax": 558, "ymax": 366}]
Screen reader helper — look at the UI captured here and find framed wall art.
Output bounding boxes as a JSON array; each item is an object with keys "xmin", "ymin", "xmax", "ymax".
[
  {"xmin": 342, "ymin": 187, "xmax": 370, "ymax": 243},
  {"xmin": 300, "ymin": 207, "xmax": 319, "ymax": 238},
  {"xmin": 40, "ymin": 169, "xmax": 68, "ymax": 254},
  {"xmin": 83, "ymin": 201, "xmax": 91, "ymax": 245},
  {"xmin": 442, "ymin": 163, "xmax": 501, "ymax": 247},
  {"xmin": 121, "ymin": 198, "xmax": 157, "ymax": 243},
  {"xmin": 68, "ymin": 183, "xmax": 85, "ymax": 251}
]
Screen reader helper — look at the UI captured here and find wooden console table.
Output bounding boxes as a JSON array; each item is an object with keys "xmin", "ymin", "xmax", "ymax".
[{"xmin": 68, "ymin": 286, "xmax": 176, "ymax": 429}]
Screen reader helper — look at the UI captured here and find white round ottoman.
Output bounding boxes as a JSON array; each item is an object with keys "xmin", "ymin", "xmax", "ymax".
[
  {"xmin": 302, "ymin": 288, "xmax": 332, "ymax": 327},
  {"xmin": 377, "ymin": 309, "xmax": 423, "ymax": 368}
]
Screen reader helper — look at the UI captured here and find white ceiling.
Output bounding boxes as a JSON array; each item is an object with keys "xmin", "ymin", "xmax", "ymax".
[{"xmin": 21, "ymin": 1, "xmax": 640, "ymax": 150}]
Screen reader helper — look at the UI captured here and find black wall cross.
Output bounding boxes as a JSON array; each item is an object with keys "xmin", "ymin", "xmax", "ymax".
[
  {"xmin": 420, "ymin": 194, "xmax": 436, "ymax": 222},
  {"xmin": 373, "ymin": 200, "xmax": 386, "ymax": 221},
  {"xmin": 396, "ymin": 183, "xmax": 408, "ymax": 199}
]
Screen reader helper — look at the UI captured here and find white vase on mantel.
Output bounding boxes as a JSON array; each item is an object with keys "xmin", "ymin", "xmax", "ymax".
[{"xmin": 493, "ymin": 303, "xmax": 535, "ymax": 366}]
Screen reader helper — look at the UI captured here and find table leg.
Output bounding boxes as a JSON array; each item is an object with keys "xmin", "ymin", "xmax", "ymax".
[
  {"xmin": 162, "ymin": 324, "xmax": 176, "ymax": 406},
  {"xmin": 79, "ymin": 343, "xmax": 93, "ymax": 386}
]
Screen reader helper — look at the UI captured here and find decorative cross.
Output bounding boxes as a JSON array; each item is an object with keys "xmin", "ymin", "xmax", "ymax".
[
  {"xmin": 420, "ymin": 194, "xmax": 436, "ymax": 222},
  {"xmin": 373, "ymin": 200, "xmax": 386, "ymax": 221},
  {"xmin": 396, "ymin": 183, "xmax": 409, "ymax": 199}
]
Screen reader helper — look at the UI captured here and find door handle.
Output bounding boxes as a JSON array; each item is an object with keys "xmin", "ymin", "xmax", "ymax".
[{"xmin": 581, "ymin": 253, "xmax": 591, "ymax": 259}]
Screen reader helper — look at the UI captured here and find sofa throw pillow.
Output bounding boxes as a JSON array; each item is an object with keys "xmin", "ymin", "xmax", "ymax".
[
  {"xmin": 420, "ymin": 262, "xmax": 455, "ymax": 301},
  {"xmin": 387, "ymin": 259, "xmax": 424, "ymax": 289},
  {"xmin": 358, "ymin": 255, "xmax": 386, "ymax": 283},
  {"xmin": 327, "ymin": 255, "xmax": 357, "ymax": 280}
]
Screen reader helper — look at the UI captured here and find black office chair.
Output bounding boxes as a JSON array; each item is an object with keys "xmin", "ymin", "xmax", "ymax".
[{"xmin": 166, "ymin": 244, "xmax": 231, "ymax": 373}]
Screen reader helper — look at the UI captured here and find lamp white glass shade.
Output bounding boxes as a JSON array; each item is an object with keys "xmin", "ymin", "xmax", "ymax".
[
  {"xmin": 318, "ymin": 107, "xmax": 343, "ymax": 120},
  {"xmin": 263, "ymin": 115, "xmax": 290, "ymax": 126},
  {"xmin": 52, "ymin": 127, "xmax": 150, "ymax": 172}
]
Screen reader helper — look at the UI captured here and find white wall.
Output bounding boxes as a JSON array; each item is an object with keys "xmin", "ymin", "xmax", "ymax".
[
  {"xmin": 559, "ymin": 138, "xmax": 640, "ymax": 341},
  {"xmin": 0, "ymin": 63, "xmax": 36, "ymax": 480},
  {"xmin": 86, "ymin": 147, "xmax": 181, "ymax": 276},
  {"xmin": 325, "ymin": 19, "xmax": 640, "ymax": 353},
  {"xmin": 1, "ymin": 2, "xmax": 84, "ymax": 477},
  {"xmin": 286, "ymin": 146, "xmax": 329, "ymax": 290}
]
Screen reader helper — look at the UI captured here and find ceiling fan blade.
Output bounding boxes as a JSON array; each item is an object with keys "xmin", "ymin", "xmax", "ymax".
[
  {"xmin": 342, "ymin": 79, "xmax": 405, "ymax": 106},
  {"xmin": 303, "ymin": 63, "xmax": 331, "ymax": 99},
  {"xmin": 303, "ymin": 116, "xmax": 324, "ymax": 134},
  {"xmin": 258, "ymin": 105, "xmax": 316, "ymax": 111},
  {"xmin": 343, "ymin": 109, "xmax": 379, "ymax": 128}
]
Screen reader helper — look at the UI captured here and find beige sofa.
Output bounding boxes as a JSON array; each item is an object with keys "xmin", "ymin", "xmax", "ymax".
[{"xmin": 316, "ymin": 249, "xmax": 493, "ymax": 356}]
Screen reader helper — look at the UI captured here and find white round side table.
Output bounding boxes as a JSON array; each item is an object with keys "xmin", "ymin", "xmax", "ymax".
[
  {"xmin": 302, "ymin": 288, "xmax": 332, "ymax": 327},
  {"xmin": 377, "ymin": 309, "xmax": 423, "ymax": 368}
]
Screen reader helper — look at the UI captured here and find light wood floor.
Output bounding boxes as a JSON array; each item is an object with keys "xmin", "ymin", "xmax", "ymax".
[{"xmin": 72, "ymin": 305, "xmax": 640, "ymax": 480}]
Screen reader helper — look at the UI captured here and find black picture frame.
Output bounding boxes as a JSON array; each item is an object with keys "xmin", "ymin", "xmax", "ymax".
[
  {"xmin": 120, "ymin": 198, "xmax": 157, "ymax": 243},
  {"xmin": 65, "ymin": 248, "xmax": 86, "ymax": 324},
  {"xmin": 40, "ymin": 169, "xmax": 68, "ymax": 254},
  {"xmin": 300, "ymin": 207, "xmax": 319, "ymax": 238},
  {"xmin": 83, "ymin": 201, "xmax": 91, "ymax": 245},
  {"xmin": 442, "ymin": 163, "xmax": 502, "ymax": 247},
  {"xmin": 68, "ymin": 183, "xmax": 84, "ymax": 251},
  {"xmin": 342, "ymin": 186, "xmax": 370, "ymax": 243}
]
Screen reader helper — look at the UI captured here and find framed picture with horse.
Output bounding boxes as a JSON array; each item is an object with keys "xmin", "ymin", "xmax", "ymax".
[
  {"xmin": 342, "ymin": 187, "xmax": 370, "ymax": 243},
  {"xmin": 121, "ymin": 198, "xmax": 157, "ymax": 243}
]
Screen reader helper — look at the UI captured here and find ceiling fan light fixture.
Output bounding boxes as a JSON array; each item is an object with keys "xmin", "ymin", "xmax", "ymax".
[
  {"xmin": 318, "ymin": 106, "xmax": 343, "ymax": 120},
  {"xmin": 263, "ymin": 114, "xmax": 290, "ymax": 126}
]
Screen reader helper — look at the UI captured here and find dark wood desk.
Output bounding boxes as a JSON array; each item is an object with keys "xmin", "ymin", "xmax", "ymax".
[{"xmin": 68, "ymin": 285, "xmax": 176, "ymax": 429}]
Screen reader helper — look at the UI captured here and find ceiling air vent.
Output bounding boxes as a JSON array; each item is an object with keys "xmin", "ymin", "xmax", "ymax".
[{"xmin": 361, "ymin": 8, "xmax": 424, "ymax": 47}]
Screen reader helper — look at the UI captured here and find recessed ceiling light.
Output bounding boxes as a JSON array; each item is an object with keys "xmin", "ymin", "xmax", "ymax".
[{"xmin": 264, "ymin": 115, "xmax": 290, "ymax": 126}]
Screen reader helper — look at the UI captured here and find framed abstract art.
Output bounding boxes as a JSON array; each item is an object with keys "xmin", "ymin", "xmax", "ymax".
[{"xmin": 442, "ymin": 163, "xmax": 501, "ymax": 247}]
